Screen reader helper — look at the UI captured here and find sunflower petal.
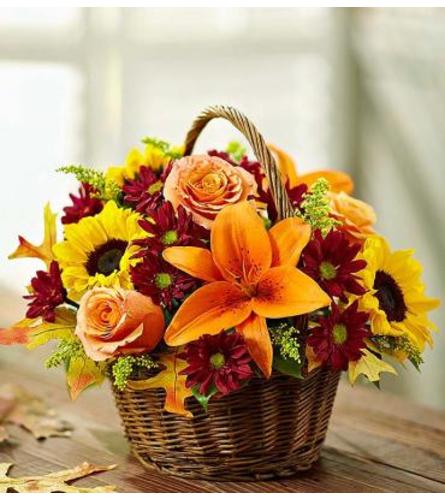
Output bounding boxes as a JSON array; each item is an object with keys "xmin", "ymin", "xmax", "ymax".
[
  {"xmin": 269, "ymin": 217, "xmax": 311, "ymax": 267},
  {"xmin": 252, "ymin": 266, "xmax": 331, "ymax": 318},
  {"xmin": 211, "ymin": 201, "xmax": 271, "ymax": 285},
  {"xmin": 237, "ymin": 314, "xmax": 272, "ymax": 378},
  {"xmin": 299, "ymin": 170, "xmax": 354, "ymax": 194},
  {"xmin": 162, "ymin": 246, "xmax": 222, "ymax": 282},
  {"xmin": 165, "ymin": 281, "xmax": 252, "ymax": 346}
]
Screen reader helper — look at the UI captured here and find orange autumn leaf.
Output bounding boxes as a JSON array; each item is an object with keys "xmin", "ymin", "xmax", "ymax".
[
  {"xmin": 127, "ymin": 352, "xmax": 192, "ymax": 418},
  {"xmin": 268, "ymin": 143, "xmax": 354, "ymax": 194},
  {"xmin": 8, "ymin": 203, "xmax": 57, "ymax": 268},
  {"xmin": 163, "ymin": 201, "xmax": 331, "ymax": 377},
  {"xmin": 305, "ymin": 344, "xmax": 322, "ymax": 373},
  {"xmin": 66, "ymin": 356, "xmax": 105, "ymax": 400},
  {"xmin": 0, "ymin": 319, "xmax": 33, "ymax": 345}
]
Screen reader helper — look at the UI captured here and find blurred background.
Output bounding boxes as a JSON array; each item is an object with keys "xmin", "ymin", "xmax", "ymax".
[{"xmin": 0, "ymin": 7, "xmax": 443, "ymax": 408}]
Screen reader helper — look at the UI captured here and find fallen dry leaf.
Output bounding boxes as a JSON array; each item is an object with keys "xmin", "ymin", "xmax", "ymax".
[
  {"xmin": 0, "ymin": 462, "xmax": 117, "ymax": 492},
  {"xmin": 0, "ymin": 384, "xmax": 72, "ymax": 442}
]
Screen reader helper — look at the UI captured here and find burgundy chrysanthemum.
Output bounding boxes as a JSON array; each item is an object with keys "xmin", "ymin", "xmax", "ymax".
[
  {"xmin": 24, "ymin": 261, "xmax": 66, "ymax": 322},
  {"xmin": 134, "ymin": 201, "xmax": 209, "ymax": 257},
  {"xmin": 300, "ymin": 229, "xmax": 367, "ymax": 301},
  {"xmin": 307, "ymin": 301, "xmax": 370, "ymax": 371},
  {"xmin": 61, "ymin": 183, "xmax": 103, "ymax": 224},
  {"xmin": 130, "ymin": 257, "xmax": 198, "ymax": 309},
  {"xmin": 207, "ymin": 149, "xmax": 237, "ymax": 165},
  {"xmin": 179, "ymin": 331, "xmax": 253, "ymax": 395},
  {"xmin": 122, "ymin": 166, "xmax": 164, "ymax": 214}
]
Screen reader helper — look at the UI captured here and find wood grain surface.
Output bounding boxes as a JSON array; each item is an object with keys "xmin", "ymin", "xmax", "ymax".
[{"xmin": 0, "ymin": 347, "xmax": 444, "ymax": 493}]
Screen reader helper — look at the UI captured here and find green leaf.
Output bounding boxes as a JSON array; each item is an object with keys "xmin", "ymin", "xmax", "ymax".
[
  {"xmin": 226, "ymin": 141, "xmax": 246, "ymax": 162},
  {"xmin": 272, "ymin": 351, "xmax": 303, "ymax": 379},
  {"xmin": 191, "ymin": 385, "xmax": 218, "ymax": 412}
]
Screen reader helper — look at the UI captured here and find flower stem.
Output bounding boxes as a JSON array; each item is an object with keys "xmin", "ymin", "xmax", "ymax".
[{"xmin": 65, "ymin": 297, "xmax": 79, "ymax": 309}]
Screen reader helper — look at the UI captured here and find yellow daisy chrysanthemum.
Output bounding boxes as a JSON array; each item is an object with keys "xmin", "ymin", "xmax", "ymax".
[
  {"xmin": 105, "ymin": 142, "xmax": 183, "ymax": 187},
  {"xmin": 53, "ymin": 201, "xmax": 147, "ymax": 300},
  {"xmin": 358, "ymin": 235, "xmax": 439, "ymax": 351}
]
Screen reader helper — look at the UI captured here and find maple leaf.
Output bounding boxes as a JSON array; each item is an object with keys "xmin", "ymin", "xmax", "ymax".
[
  {"xmin": 66, "ymin": 355, "xmax": 105, "ymax": 400},
  {"xmin": 348, "ymin": 349, "xmax": 398, "ymax": 384},
  {"xmin": 305, "ymin": 344, "xmax": 322, "ymax": 373},
  {"xmin": 8, "ymin": 203, "xmax": 57, "ymax": 268},
  {"xmin": 128, "ymin": 351, "xmax": 193, "ymax": 417},
  {"xmin": 0, "ymin": 462, "xmax": 116, "ymax": 493},
  {"xmin": 0, "ymin": 308, "xmax": 76, "ymax": 350},
  {"xmin": 0, "ymin": 384, "xmax": 72, "ymax": 441}
]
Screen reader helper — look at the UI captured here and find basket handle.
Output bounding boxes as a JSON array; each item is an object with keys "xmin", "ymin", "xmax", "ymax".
[{"xmin": 184, "ymin": 105, "xmax": 293, "ymax": 221}]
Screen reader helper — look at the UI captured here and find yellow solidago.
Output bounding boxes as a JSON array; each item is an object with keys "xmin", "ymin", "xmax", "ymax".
[
  {"xmin": 53, "ymin": 201, "xmax": 147, "ymax": 300},
  {"xmin": 357, "ymin": 235, "xmax": 439, "ymax": 352},
  {"xmin": 106, "ymin": 139, "xmax": 183, "ymax": 187}
]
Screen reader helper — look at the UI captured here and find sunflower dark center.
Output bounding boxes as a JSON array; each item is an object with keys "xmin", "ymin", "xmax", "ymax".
[
  {"xmin": 86, "ymin": 239, "xmax": 127, "ymax": 276},
  {"xmin": 210, "ymin": 352, "xmax": 225, "ymax": 369},
  {"xmin": 374, "ymin": 270, "xmax": 407, "ymax": 322}
]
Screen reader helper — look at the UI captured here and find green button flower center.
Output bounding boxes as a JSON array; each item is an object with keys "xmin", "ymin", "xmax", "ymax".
[
  {"xmin": 155, "ymin": 272, "xmax": 172, "ymax": 290},
  {"xmin": 161, "ymin": 230, "xmax": 178, "ymax": 245},
  {"xmin": 319, "ymin": 261, "xmax": 337, "ymax": 280},
  {"xmin": 332, "ymin": 323, "xmax": 348, "ymax": 345},
  {"xmin": 210, "ymin": 352, "xmax": 225, "ymax": 369}
]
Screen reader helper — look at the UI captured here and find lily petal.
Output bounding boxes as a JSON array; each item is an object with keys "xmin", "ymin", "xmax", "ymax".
[
  {"xmin": 252, "ymin": 266, "xmax": 331, "ymax": 318},
  {"xmin": 298, "ymin": 170, "xmax": 354, "ymax": 194},
  {"xmin": 269, "ymin": 217, "xmax": 311, "ymax": 267},
  {"xmin": 268, "ymin": 143, "xmax": 299, "ymax": 189},
  {"xmin": 237, "ymin": 313, "xmax": 273, "ymax": 378},
  {"xmin": 165, "ymin": 281, "xmax": 252, "ymax": 346},
  {"xmin": 211, "ymin": 201, "xmax": 271, "ymax": 285},
  {"xmin": 163, "ymin": 246, "xmax": 222, "ymax": 282}
]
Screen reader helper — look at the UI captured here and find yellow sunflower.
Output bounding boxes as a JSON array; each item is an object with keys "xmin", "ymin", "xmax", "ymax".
[
  {"xmin": 106, "ymin": 142, "xmax": 183, "ymax": 187},
  {"xmin": 53, "ymin": 201, "xmax": 147, "ymax": 300},
  {"xmin": 358, "ymin": 235, "xmax": 439, "ymax": 351}
]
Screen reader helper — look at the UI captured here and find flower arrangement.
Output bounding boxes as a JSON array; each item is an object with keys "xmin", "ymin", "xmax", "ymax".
[{"xmin": 0, "ymin": 134, "xmax": 439, "ymax": 418}]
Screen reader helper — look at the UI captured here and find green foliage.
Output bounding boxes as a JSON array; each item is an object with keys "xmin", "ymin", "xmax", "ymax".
[
  {"xmin": 45, "ymin": 339, "xmax": 83, "ymax": 369},
  {"xmin": 226, "ymin": 141, "xmax": 247, "ymax": 162},
  {"xmin": 270, "ymin": 322, "xmax": 301, "ymax": 363},
  {"xmin": 296, "ymin": 177, "xmax": 340, "ymax": 235},
  {"xmin": 141, "ymin": 137, "xmax": 183, "ymax": 159},
  {"xmin": 371, "ymin": 335, "xmax": 424, "ymax": 371},
  {"xmin": 112, "ymin": 354, "xmax": 159, "ymax": 391},
  {"xmin": 57, "ymin": 165, "xmax": 120, "ymax": 202},
  {"xmin": 270, "ymin": 322, "xmax": 303, "ymax": 378},
  {"xmin": 191, "ymin": 385, "xmax": 218, "ymax": 412}
]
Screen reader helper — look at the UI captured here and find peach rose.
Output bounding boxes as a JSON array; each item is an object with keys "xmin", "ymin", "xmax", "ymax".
[
  {"xmin": 75, "ymin": 288, "xmax": 164, "ymax": 361},
  {"xmin": 329, "ymin": 191, "xmax": 376, "ymax": 242},
  {"xmin": 163, "ymin": 155, "xmax": 257, "ymax": 229}
]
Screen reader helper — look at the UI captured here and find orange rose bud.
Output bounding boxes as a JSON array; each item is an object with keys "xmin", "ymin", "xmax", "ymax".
[
  {"xmin": 163, "ymin": 155, "xmax": 257, "ymax": 229},
  {"xmin": 329, "ymin": 191, "xmax": 376, "ymax": 242},
  {"xmin": 75, "ymin": 288, "xmax": 164, "ymax": 361}
]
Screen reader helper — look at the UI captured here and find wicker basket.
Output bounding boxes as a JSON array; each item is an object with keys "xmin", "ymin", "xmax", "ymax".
[{"xmin": 112, "ymin": 105, "xmax": 341, "ymax": 481}]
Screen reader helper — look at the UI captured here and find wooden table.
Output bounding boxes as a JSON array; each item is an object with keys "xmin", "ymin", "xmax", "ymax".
[{"xmin": 0, "ymin": 349, "xmax": 444, "ymax": 493}]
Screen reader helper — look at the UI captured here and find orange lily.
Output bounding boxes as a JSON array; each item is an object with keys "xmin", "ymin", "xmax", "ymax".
[
  {"xmin": 163, "ymin": 201, "xmax": 331, "ymax": 377},
  {"xmin": 268, "ymin": 144, "xmax": 354, "ymax": 194}
]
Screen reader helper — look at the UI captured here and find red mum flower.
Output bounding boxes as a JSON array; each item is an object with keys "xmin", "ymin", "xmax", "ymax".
[
  {"xmin": 122, "ymin": 166, "xmax": 164, "ymax": 214},
  {"xmin": 61, "ymin": 183, "xmax": 103, "ymax": 224},
  {"xmin": 134, "ymin": 201, "xmax": 209, "ymax": 257},
  {"xmin": 130, "ymin": 257, "xmax": 198, "ymax": 309},
  {"xmin": 179, "ymin": 331, "xmax": 253, "ymax": 395},
  {"xmin": 208, "ymin": 149, "xmax": 237, "ymax": 165},
  {"xmin": 24, "ymin": 261, "xmax": 66, "ymax": 322},
  {"xmin": 300, "ymin": 229, "xmax": 366, "ymax": 301},
  {"xmin": 307, "ymin": 301, "xmax": 370, "ymax": 371}
]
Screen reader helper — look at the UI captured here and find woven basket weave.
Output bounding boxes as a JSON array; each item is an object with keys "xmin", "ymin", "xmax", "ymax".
[{"xmin": 112, "ymin": 105, "xmax": 341, "ymax": 481}]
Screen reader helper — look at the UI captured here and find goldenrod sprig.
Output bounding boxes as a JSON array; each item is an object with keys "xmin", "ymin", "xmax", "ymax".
[
  {"xmin": 112, "ymin": 354, "xmax": 159, "ymax": 391},
  {"xmin": 270, "ymin": 323, "xmax": 301, "ymax": 363},
  {"xmin": 296, "ymin": 177, "xmax": 340, "ymax": 235},
  {"xmin": 45, "ymin": 339, "xmax": 84, "ymax": 369}
]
